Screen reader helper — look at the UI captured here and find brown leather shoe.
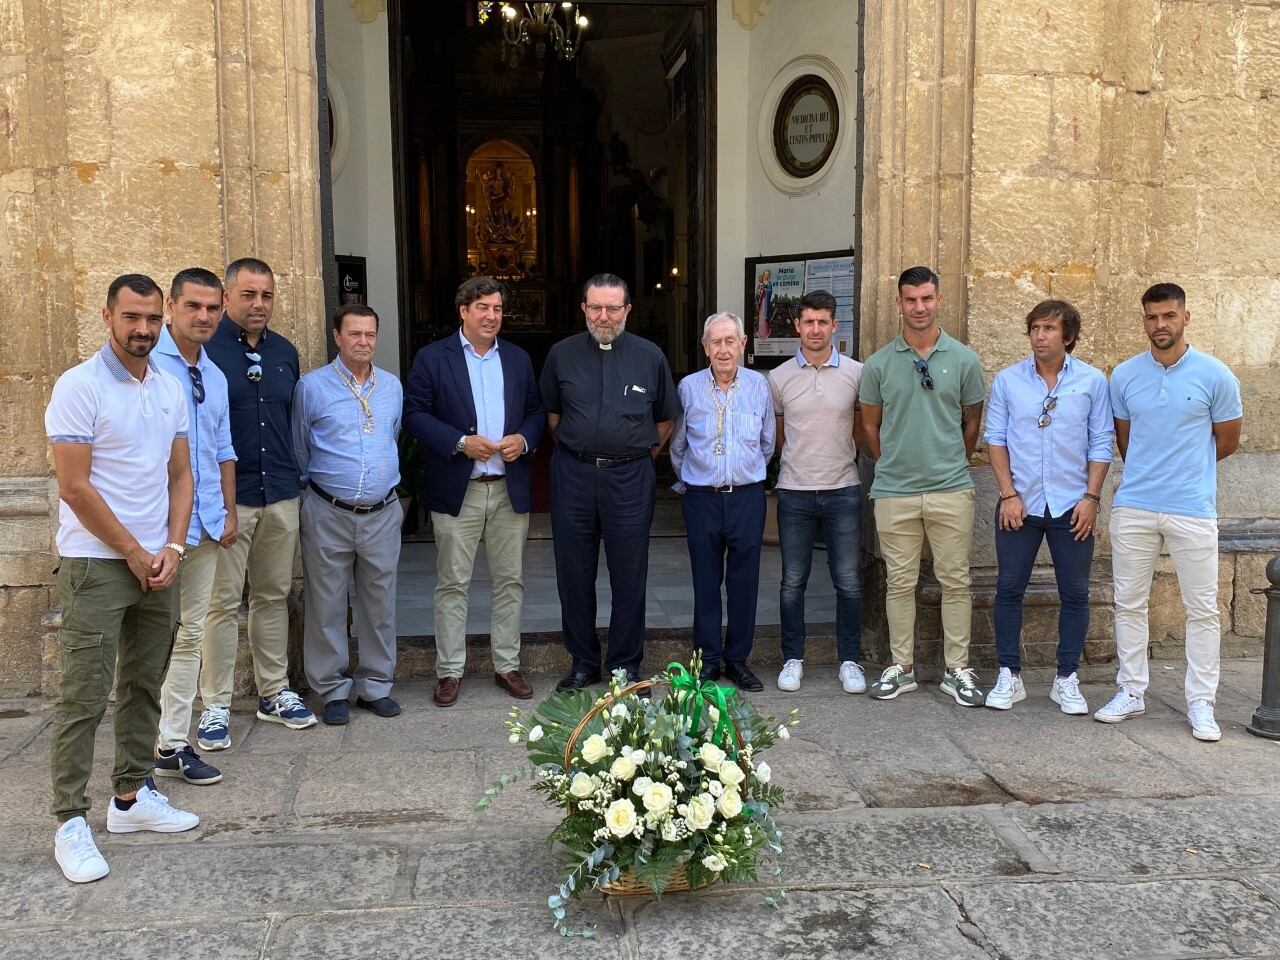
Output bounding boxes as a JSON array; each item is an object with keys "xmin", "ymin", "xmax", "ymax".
[
  {"xmin": 433, "ymin": 676, "xmax": 461, "ymax": 707},
  {"xmin": 495, "ymin": 670, "xmax": 533, "ymax": 700}
]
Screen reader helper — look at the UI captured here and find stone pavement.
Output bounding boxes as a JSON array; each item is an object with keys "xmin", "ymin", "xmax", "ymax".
[{"xmin": 1, "ymin": 658, "xmax": 1279, "ymax": 960}]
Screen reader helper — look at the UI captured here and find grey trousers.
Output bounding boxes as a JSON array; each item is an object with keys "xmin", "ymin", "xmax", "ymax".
[{"xmin": 300, "ymin": 490, "xmax": 402, "ymax": 703}]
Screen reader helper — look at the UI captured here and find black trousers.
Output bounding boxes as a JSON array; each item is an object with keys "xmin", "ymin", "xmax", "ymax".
[
  {"xmin": 549, "ymin": 447, "xmax": 655, "ymax": 673},
  {"xmin": 682, "ymin": 482, "xmax": 766, "ymax": 668}
]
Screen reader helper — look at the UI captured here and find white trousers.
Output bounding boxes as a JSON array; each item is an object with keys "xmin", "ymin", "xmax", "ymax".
[
  {"xmin": 1110, "ymin": 506, "xmax": 1220, "ymax": 706},
  {"xmin": 156, "ymin": 539, "xmax": 221, "ymax": 750}
]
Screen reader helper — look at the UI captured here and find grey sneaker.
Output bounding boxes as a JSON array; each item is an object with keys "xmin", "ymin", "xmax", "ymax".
[
  {"xmin": 941, "ymin": 667, "xmax": 985, "ymax": 707},
  {"xmin": 869, "ymin": 664, "xmax": 918, "ymax": 700}
]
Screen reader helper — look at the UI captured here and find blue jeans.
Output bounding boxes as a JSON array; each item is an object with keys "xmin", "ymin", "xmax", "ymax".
[
  {"xmin": 777, "ymin": 486, "xmax": 863, "ymax": 662},
  {"xmin": 993, "ymin": 507, "xmax": 1094, "ymax": 675}
]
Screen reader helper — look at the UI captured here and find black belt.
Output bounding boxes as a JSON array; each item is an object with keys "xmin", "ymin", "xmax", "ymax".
[
  {"xmin": 471, "ymin": 474, "xmax": 503, "ymax": 483},
  {"xmin": 308, "ymin": 480, "xmax": 395, "ymax": 514},
  {"xmin": 561, "ymin": 447, "xmax": 648, "ymax": 468},
  {"xmin": 685, "ymin": 481, "xmax": 763, "ymax": 494}
]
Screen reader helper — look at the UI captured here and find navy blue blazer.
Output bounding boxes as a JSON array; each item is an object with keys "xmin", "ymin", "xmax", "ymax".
[{"xmin": 403, "ymin": 332, "xmax": 544, "ymax": 516}]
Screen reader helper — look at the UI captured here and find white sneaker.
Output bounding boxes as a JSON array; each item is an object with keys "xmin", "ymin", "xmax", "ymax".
[
  {"xmin": 1093, "ymin": 687, "xmax": 1145, "ymax": 724},
  {"xmin": 54, "ymin": 816, "xmax": 109, "ymax": 883},
  {"xmin": 1187, "ymin": 700, "xmax": 1222, "ymax": 742},
  {"xmin": 777, "ymin": 659, "xmax": 804, "ymax": 692},
  {"xmin": 985, "ymin": 667, "xmax": 1026, "ymax": 710},
  {"xmin": 1050, "ymin": 673, "xmax": 1089, "ymax": 715},
  {"xmin": 106, "ymin": 782, "xmax": 200, "ymax": 834},
  {"xmin": 838, "ymin": 661, "xmax": 866, "ymax": 694}
]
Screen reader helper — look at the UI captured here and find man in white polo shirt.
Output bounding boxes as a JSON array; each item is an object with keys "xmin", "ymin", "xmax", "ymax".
[
  {"xmin": 1094, "ymin": 282, "xmax": 1242, "ymax": 741},
  {"xmin": 767, "ymin": 290, "xmax": 866, "ymax": 694},
  {"xmin": 45, "ymin": 274, "xmax": 202, "ymax": 884}
]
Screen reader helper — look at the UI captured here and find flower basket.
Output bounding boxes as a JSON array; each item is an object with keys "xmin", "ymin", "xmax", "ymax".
[{"xmin": 478, "ymin": 658, "xmax": 799, "ymax": 933}]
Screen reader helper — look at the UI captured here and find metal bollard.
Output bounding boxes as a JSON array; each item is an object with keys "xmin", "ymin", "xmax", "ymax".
[{"xmin": 1246, "ymin": 556, "xmax": 1280, "ymax": 740}]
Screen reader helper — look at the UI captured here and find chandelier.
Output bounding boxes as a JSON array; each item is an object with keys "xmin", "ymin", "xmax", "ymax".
[{"xmin": 477, "ymin": 3, "xmax": 590, "ymax": 62}]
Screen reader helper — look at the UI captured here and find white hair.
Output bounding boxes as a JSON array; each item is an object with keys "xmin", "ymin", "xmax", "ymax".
[{"xmin": 701, "ymin": 311, "xmax": 745, "ymax": 340}]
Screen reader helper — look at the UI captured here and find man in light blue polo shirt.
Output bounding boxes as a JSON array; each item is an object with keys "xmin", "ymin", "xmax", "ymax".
[
  {"xmin": 984, "ymin": 300, "xmax": 1112, "ymax": 714},
  {"xmin": 1094, "ymin": 283, "xmax": 1242, "ymax": 741},
  {"xmin": 153, "ymin": 269, "xmax": 238, "ymax": 785}
]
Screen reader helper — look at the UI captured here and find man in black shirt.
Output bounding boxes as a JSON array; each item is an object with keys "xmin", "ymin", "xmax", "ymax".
[
  {"xmin": 201, "ymin": 258, "xmax": 315, "ymax": 748},
  {"xmin": 540, "ymin": 273, "xmax": 678, "ymax": 691}
]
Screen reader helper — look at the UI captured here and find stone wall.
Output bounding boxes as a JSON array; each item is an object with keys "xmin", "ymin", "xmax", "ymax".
[{"xmin": 0, "ymin": 0, "xmax": 326, "ymax": 694}]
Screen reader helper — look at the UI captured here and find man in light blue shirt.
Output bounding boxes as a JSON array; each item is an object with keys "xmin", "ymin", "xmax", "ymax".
[
  {"xmin": 153, "ymin": 268, "xmax": 238, "ymax": 786},
  {"xmin": 670, "ymin": 312, "xmax": 775, "ymax": 691},
  {"xmin": 984, "ymin": 300, "xmax": 1112, "ymax": 715},
  {"xmin": 1094, "ymin": 283, "xmax": 1242, "ymax": 741},
  {"xmin": 293, "ymin": 303, "xmax": 404, "ymax": 725}
]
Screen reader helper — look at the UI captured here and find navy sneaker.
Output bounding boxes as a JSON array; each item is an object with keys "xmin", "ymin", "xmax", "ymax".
[
  {"xmin": 196, "ymin": 705, "xmax": 231, "ymax": 751},
  {"xmin": 154, "ymin": 745, "xmax": 223, "ymax": 785},
  {"xmin": 256, "ymin": 688, "xmax": 317, "ymax": 729}
]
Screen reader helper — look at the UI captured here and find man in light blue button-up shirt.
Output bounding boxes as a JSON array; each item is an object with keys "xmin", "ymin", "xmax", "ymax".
[
  {"xmin": 670, "ymin": 312, "xmax": 774, "ymax": 691},
  {"xmin": 985, "ymin": 300, "xmax": 1112, "ymax": 715},
  {"xmin": 294, "ymin": 304, "xmax": 404, "ymax": 724},
  {"xmin": 152, "ymin": 268, "xmax": 238, "ymax": 786}
]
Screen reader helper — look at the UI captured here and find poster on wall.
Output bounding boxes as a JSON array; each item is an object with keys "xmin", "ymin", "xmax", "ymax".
[{"xmin": 745, "ymin": 249, "xmax": 857, "ymax": 368}]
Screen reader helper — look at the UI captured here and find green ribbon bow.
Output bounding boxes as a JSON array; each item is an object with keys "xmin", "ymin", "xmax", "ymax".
[{"xmin": 666, "ymin": 662, "xmax": 738, "ymax": 756}]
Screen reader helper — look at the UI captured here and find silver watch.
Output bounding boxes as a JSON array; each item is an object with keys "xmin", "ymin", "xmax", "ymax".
[
  {"xmin": 163, "ymin": 542, "xmax": 187, "ymax": 560},
  {"xmin": 456, "ymin": 436, "xmax": 467, "ymax": 453}
]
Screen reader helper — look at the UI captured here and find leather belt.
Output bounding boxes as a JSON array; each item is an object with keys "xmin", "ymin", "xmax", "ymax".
[
  {"xmin": 685, "ymin": 481, "xmax": 762, "ymax": 494},
  {"xmin": 471, "ymin": 474, "xmax": 503, "ymax": 483},
  {"xmin": 561, "ymin": 447, "xmax": 648, "ymax": 468},
  {"xmin": 308, "ymin": 480, "xmax": 395, "ymax": 514}
]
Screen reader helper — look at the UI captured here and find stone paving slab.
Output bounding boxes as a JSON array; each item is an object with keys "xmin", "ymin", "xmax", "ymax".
[
  {"xmin": 0, "ymin": 920, "xmax": 269, "ymax": 960},
  {"xmin": 0, "ymin": 855, "xmax": 84, "ymax": 925},
  {"xmin": 958, "ymin": 878, "xmax": 1280, "ymax": 959},
  {"xmin": 624, "ymin": 887, "xmax": 989, "ymax": 959},
  {"xmin": 266, "ymin": 902, "xmax": 624, "ymax": 959},
  {"xmin": 755, "ymin": 738, "xmax": 866, "ymax": 812},
  {"xmin": 413, "ymin": 836, "xmax": 566, "ymax": 904},
  {"xmin": 0, "ymin": 702, "xmax": 48, "ymax": 762},
  {"xmin": 1008, "ymin": 796, "xmax": 1280, "ymax": 877}
]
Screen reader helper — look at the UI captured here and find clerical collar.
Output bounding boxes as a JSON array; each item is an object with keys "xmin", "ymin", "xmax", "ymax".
[{"xmin": 598, "ymin": 342, "xmax": 612, "ymax": 351}]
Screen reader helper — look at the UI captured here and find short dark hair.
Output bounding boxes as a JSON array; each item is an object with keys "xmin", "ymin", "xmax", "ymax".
[
  {"xmin": 897, "ymin": 266, "xmax": 940, "ymax": 292},
  {"xmin": 582, "ymin": 273, "xmax": 630, "ymax": 304},
  {"xmin": 455, "ymin": 276, "xmax": 505, "ymax": 310},
  {"xmin": 1141, "ymin": 282, "xmax": 1186, "ymax": 309},
  {"xmin": 224, "ymin": 257, "xmax": 274, "ymax": 286},
  {"xmin": 106, "ymin": 273, "xmax": 163, "ymax": 309},
  {"xmin": 799, "ymin": 289, "xmax": 837, "ymax": 317},
  {"xmin": 170, "ymin": 267, "xmax": 223, "ymax": 301},
  {"xmin": 332, "ymin": 303, "xmax": 379, "ymax": 332},
  {"xmin": 1025, "ymin": 299, "xmax": 1082, "ymax": 354}
]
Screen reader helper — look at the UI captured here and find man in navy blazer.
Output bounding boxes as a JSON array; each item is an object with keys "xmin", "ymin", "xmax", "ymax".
[{"xmin": 404, "ymin": 276, "xmax": 544, "ymax": 706}]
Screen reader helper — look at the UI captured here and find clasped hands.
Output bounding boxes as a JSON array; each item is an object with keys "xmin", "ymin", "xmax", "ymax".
[{"xmin": 461, "ymin": 433, "xmax": 525, "ymax": 463}]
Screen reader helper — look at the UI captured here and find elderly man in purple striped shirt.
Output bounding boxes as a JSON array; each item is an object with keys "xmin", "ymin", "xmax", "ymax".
[{"xmin": 670, "ymin": 312, "xmax": 775, "ymax": 691}]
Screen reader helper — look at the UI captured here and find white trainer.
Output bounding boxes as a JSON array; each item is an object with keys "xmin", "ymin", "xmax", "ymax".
[
  {"xmin": 1187, "ymin": 700, "xmax": 1222, "ymax": 742},
  {"xmin": 984, "ymin": 667, "xmax": 1026, "ymax": 710},
  {"xmin": 777, "ymin": 659, "xmax": 804, "ymax": 692},
  {"xmin": 838, "ymin": 661, "xmax": 866, "ymax": 694},
  {"xmin": 106, "ymin": 782, "xmax": 200, "ymax": 834},
  {"xmin": 54, "ymin": 816, "xmax": 109, "ymax": 883},
  {"xmin": 1050, "ymin": 673, "xmax": 1089, "ymax": 715},
  {"xmin": 1093, "ymin": 687, "xmax": 1145, "ymax": 724}
]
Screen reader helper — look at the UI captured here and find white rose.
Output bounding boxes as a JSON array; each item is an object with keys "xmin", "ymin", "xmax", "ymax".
[
  {"xmin": 527, "ymin": 725, "xmax": 544, "ymax": 743},
  {"xmin": 581, "ymin": 733, "xmax": 609, "ymax": 764},
  {"xmin": 610, "ymin": 755, "xmax": 638, "ymax": 781},
  {"xmin": 633, "ymin": 776, "xmax": 654, "ymax": 795},
  {"xmin": 661, "ymin": 818, "xmax": 679, "ymax": 842},
  {"xmin": 718, "ymin": 759, "xmax": 745, "ymax": 789},
  {"xmin": 716, "ymin": 788, "xmax": 743, "ymax": 819},
  {"xmin": 642, "ymin": 782, "xmax": 674, "ymax": 814},
  {"xmin": 605, "ymin": 799, "xmax": 638, "ymax": 838},
  {"xmin": 707, "ymin": 779, "xmax": 723, "ymax": 798},
  {"xmin": 776, "ymin": 725, "xmax": 790, "ymax": 740},
  {"xmin": 755, "ymin": 761, "xmax": 771, "ymax": 784},
  {"xmin": 611, "ymin": 703, "xmax": 629, "ymax": 719},
  {"xmin": 684, "ymin": 793, "xmax": 715, "ymax": 831},
  {"xmin": 629, "ymin": 750, "xmax": 647, "ymax": 765},
  {"xmin": 698, "ymin": 742, "xmax": 726, "ymax": 768},
  {"xmin": 569, "ymin": 772, "xmax": 596, "ymax": 799},
  {"xmin": 701, "ymin": 853, "xmax": 728, "ymax": 873}
]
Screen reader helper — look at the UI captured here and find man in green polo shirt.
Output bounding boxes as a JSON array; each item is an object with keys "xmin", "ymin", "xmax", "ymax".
[{"xmin": 859, "ymin": 266, "xmax": 987, "ymax": 707}]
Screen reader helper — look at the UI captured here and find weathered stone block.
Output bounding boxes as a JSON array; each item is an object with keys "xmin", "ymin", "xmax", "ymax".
[
  {"xmin": 1051, "ymin": 75, "xmax": 1102, "ymax": 176},
  {"xmin": 1100, "ymin": 88, "xmax": 1164, "ymax": 182},
  {"xmin": 970, "ymin": 173, "xmax": 1098, "ymax": 271},
  {"xmin": 1165, "ymin": 96, "xmax": 1259, "ymax": 187},
  {"xmin": 1159, "ymin": 1, "xmax": 1242, "ymax": 96},
  {"xmin": 975, "ymin": 0, "xmax": 1105, "ymax": 77},
  {"xmin": 1144, "ymin": 184, "xmax": 1202, "ymax": 276},
  {"xmin": 0, "ymin": 585, "xmax": 48, "ymax": 693},
  {"xmin": 971, "ymin": 74, "xmax": 1052, "ymax": 174},
  {"xmin": 1243, "ymin": 6, "xmax": 1280, "ymax": 97},
  {"xmin": 1232, "ymin": 552, "xmax": 1272, "ymax": 638},
  {"xmin": 1212, "ymin": 281, "xmax": 1280, "ymax": 372},
  {"xmin": 1103, "ymin": 0, "xmax": 1157, "ymax": 90},
  {"xmin": 901, "ymin": 79, "xmax": 939, "ymax": 178},
  {"xmin": 1199, "ymin": 187, "xmax": 1280, "ymax": 275}
]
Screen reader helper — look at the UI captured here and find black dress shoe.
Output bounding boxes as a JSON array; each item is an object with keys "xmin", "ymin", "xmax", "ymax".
[
  {"xmin": 625, "ymin": 671, "xmax": 652, "ymax": 699},
  {"xmin": 699, "ymin": 664, "xmax": 722, "ymax": 684},
  {"xmin": 356, "ymin": 696, "xmax": 401, "ymax": 717},
  {"xmin": 723, "ymin": 661, "xmax": 764, "ymax": 692},
  {"xmin": 556, "ymin": 669, "xmax": 601, "ymax": 693},
  {"xmin": 322, "ymin": 699, "xmax": 349, "ymax": 726}
]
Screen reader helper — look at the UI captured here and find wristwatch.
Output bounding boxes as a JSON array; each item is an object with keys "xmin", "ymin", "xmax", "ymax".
[
  {"xmin": 163, "ymin": 542, "xmax": 187, "ymax": 560},
  {"xmin": 455, "ymin": 436, "xmax": 467, "ymax": 454}
]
